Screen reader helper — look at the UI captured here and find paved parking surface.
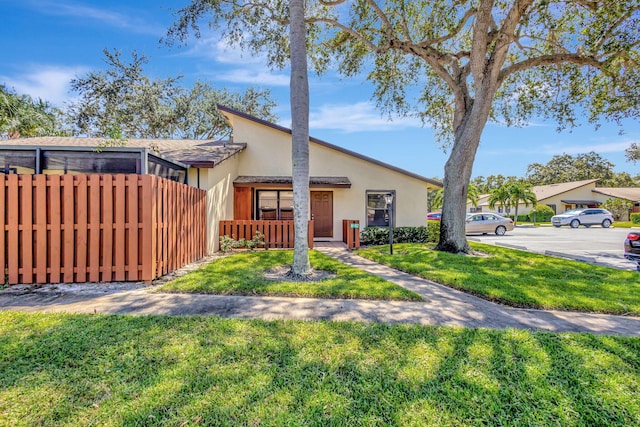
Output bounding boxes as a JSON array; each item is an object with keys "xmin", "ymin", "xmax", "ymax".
[{"xmin": 467, "ymin": 225, "xmax": 639, "ymax": 271}]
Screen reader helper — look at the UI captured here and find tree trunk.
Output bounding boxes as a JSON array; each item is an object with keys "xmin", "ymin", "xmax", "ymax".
[
  {"xmin": 436, "ymin": 100, "xmax": 492, "ymax": 253},
  {"xmin": 289, "ymin": 0, "xmax": 311, "ymax": 275}
]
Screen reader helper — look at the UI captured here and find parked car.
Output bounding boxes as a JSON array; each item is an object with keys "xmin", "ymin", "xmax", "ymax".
[
  {"xmin": 551, "ymin": 208, "xmax": 614, "ymax": 228},
  {"xmin": 465, "ymin": 213, "xmax": 514, "ymax": 236},
  {"xmin": 427, "ymin": 212, "xmax": 442, "ymax": 221},
  {"xmin": 624, "ymin": 231, "xmax": 640, "ymax": 271}
]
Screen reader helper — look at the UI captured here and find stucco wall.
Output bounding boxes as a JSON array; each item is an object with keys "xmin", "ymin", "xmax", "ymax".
[
  {"xmin": 189, "ymin": 156, "xmax": 240, "ymax": 253},
  {"xmin": 229, "ymin": 114, "xmax": 432, "ymax": 240}
]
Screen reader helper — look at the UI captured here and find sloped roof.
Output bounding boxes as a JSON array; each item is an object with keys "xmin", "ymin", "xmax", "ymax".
[
  {"xmin": 234, "ymin": 176, "xmax": 351, "ymax": 188},
  {"xmin": 217, "ymin": 105, "xmax": 442, "ymax": 188},
  {"xmin": 592, "ymin": 187, "xmax": 640, "ymax": 202},
  {"xmin": 0, "ymin": 136, "xmax": 247, "ymax": 168},
  {"xmin": 473, "ymin": 179, "xmax": 600, "ymax": 207},
  {"xmin": 532, "ymin": 179, "xmax": 599, "ymax": 201}
]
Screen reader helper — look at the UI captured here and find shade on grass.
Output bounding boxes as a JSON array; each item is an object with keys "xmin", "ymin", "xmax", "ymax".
[
  {"xmin": 357, "ymin": 243, "xmax": 640, "ymax": 315},
  {"xmin": 0, "ymin": 312, "xmax": 638, "ymax": 426},
  {"xmin": 157, "ymin": 250, "xmax": 422, "ymax": 301}
]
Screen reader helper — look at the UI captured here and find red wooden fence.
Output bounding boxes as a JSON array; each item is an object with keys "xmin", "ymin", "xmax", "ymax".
[
  {"xmin": 219, "ymin": 220, "xmax": 314, "ymax": 249},
  {"xmin": 0, "ymin": 174, "xmax": 206, "ymax": 285}
]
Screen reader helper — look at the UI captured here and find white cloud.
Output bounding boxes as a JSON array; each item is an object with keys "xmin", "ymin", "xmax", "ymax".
[
  {"xmin": 181, "ymin": 36, "xmax": 266, "ymax": 65},
  {"xmin": 305, "ymin": 102, "xmax": 423, "ymax": 133},
  {"xmin": 29, "ymin": 0, "xmax": 162, "ymax": 35},
  {"xmin": 214, "ymin": 69, "xmax": 290, "ymax": 87},
  {"xmin": 1, "ymin": 65, "xmax": 87, "ymax": 106}
]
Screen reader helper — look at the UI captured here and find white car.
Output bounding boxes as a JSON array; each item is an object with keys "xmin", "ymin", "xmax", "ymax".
[{"xmin": 551, "ymin": 208, "xmax": 614, "ymax": 228}]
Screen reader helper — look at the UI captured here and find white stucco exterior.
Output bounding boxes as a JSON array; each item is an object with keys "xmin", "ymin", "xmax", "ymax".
[{"xmin": 194, "ymin": 109, "xmax": 441, "ymax": 252}]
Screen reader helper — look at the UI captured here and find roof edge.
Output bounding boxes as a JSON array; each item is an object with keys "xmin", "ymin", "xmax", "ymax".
[{"xmin": 217, "ymin": 104, "xmax": 442, "ymax": 188}]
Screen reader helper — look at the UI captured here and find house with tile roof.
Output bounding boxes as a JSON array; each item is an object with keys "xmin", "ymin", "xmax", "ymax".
[
  {"xmin": 469, "ymin": 178, "xmax": 640, "ymax": 220},
  {"xmin": 0, "ymin": 106, "xmax": 441, "ymax": 252}
]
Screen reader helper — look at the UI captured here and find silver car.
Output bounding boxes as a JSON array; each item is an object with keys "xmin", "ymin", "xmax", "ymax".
[
  {"xmin": 465, "ymin": 213, "xmax": 514, "ymax": 236},
  {"xmin": 551, "ymin": 208, "xmax": 614, "ymax": 228}
]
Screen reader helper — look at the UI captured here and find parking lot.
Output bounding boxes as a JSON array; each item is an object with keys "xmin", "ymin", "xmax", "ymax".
[{"xmin": 467, "ymin": 225, "xmax": 639, "ymax": 271}]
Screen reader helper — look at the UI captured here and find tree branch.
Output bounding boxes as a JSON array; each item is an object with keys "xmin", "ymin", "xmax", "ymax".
[{"xmin": 499, "ymin": 53, "xmax": 603, "ymax": 83}]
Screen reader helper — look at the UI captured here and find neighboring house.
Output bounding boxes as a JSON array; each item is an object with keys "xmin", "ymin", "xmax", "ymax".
[
  {"xmin": 1, "ymin": 106, "xmax": 441, "ymax": 253},
  {"xmin": 468, "ymin": 179, "xmax": 640, "ymax": 220},
  {"xmin": 592, "ymin": 187, "xmax": 640, "ymax": 220}
]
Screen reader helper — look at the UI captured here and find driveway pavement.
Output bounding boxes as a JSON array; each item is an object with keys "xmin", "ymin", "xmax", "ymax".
[
  {"xmin": 468, "ymin": 225, "xmax": 638, "ymax": 270},
  {"xmin": 1, "ymin": 246, "xmax": 638, "ymax": 337}
]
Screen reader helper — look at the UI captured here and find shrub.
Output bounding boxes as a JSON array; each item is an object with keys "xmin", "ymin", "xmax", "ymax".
[
  {"xmin": 219, "ymin": 232, "xmax": 265, "ymax": 253},
  {"xmin": 528, "ymin": 204, "xmax": 555, "ymax": 222},
  {"xmin": 601, "ymin": 198, "xmax": 633, "ymax": 221},
  {"xmin": 360, "ymin": 226, "xmax": 436, "ymax": 245},
  {"xmin": 631, "ymin": 213, "xmax": 640, "ymax": 224}
]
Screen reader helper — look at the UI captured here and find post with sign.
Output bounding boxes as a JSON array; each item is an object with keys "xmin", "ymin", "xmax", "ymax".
[{"xmin": 342, "ymin": 220, "xmax": 361, "ymax": 249}]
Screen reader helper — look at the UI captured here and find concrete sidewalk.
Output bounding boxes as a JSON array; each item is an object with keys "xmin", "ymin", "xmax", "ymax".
[{"xmin": 1, "ymin": 246, "xmax": 638, "ymax": 336}]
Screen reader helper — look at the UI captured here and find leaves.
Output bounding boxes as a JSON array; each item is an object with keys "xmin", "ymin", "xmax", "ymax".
[
  {"xmin": 0, "ymin": 85, "xmax": 63, "ymax": 139},
  {"xmin": 65, "ymin": 49, "xmax": 277, "ymax": 140}
]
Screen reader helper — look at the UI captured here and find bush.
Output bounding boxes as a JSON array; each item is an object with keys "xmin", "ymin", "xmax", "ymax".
[
  {"xmin": 219, "ymin": 232, "xmax": 266, "ymax": 253},
  {"xmin": 528, "ymin": 204, "xmax": 555, "ymax": 222},
  {"xmin": 360, "ymin": 225, "xmax": 438, "ymax": 246},
  {"xmin": 631, "ymin": 213, "xmax": 640, "ymax": 224}
]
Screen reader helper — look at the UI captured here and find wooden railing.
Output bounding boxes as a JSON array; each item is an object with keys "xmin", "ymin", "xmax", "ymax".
[
  {"xmin": 1, "ymin": 174, "xmax": 206, "ymax": 285},
  {"xmin": 342, "ymin": 220, "xmax": 361, "ymax": 249},
  {"xmin": 219, "ymin": 220, "xmax": 314, "ymax": 249}
]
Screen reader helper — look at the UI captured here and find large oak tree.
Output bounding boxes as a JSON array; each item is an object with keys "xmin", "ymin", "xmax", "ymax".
[{"xmin": 170, "ymin": 0, "xmax": 640, "ymax": 253}]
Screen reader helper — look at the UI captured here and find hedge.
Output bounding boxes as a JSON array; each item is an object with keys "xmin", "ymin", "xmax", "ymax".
[
  {"xmin": 360, "ymin": 223, "xmax": 440, "ymax": 246},
  {"xmin": 632, "ymin": 213, "xmax": 640, "ymax": 224}
]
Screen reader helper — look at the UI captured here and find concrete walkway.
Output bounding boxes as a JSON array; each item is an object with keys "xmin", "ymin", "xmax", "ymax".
[{"xmin": 1, "ymin": 245, "xmax": 639, "ymax": 336}]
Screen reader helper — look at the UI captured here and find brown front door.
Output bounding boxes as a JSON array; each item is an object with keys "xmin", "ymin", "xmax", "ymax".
[{"xmin": 311, "ymin": 191, "xmax": 333, "ymax": 238}]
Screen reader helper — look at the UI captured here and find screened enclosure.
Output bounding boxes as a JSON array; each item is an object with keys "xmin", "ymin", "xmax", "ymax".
[{"xmin": 0, "ymin": 146, "xmax": 187, "ymax": 183}]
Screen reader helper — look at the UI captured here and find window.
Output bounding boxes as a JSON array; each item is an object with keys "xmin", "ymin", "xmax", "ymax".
[
  {"xmin": 366, "ymin": 191, "xmax": 395, "ymax": 227},
  {"xmin": 256, "ymin": 190, "xmax": 293, "ymax": 220}
]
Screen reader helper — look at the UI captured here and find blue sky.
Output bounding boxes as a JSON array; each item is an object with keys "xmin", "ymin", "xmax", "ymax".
[{"xmin": 2, "ymin": 0, "xmax": 639, "ymax": 181}]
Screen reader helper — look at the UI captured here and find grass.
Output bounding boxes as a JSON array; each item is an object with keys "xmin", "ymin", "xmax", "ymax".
[
  {"xmin": 357, "ymin": 243, "xmax": 640, "ymax": 315},
  {"xmin": 1, "ymin": 312, "xmax": 638, "ymax": 426},
  {"xmin": 157, "ymin": 250, "xmax": 422, "ymax": 301}
]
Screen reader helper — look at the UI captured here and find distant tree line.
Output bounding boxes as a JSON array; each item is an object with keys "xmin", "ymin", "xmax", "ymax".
[{"xmin": 471, "ymin": 151, "xmax": 640, "ymax": 194}]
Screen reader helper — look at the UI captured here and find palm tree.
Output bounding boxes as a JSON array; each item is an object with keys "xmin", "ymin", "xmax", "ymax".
[
  {"xmin": 488, "ymin": 185, "xmax": 511, "ymax": 216},
  {"xmin": 431, "ymin": 183, "xmax": 480, "ymax": 211},
  {"xmin": 505, "ymin": 182, "xmax": 537, "ymax": 226},
  {"xmin": 488, "ymin": 182, "xmax": 537, "ymax": 226},
  {"xmin": 289, "ymin": 0, "xmax": 311, "ymax": 276},
  {"xmin": 0, "ymin": 85, "xmax": 60, "ymax": 139}
]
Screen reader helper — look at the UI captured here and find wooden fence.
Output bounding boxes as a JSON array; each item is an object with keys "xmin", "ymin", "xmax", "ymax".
[
  {"xmin": 219, "ymin": 220, "xmax": 314, "ymax": 249},
  {"xmin": 1, "ymin": 174, "xmax": 206, "ymax": 285}
]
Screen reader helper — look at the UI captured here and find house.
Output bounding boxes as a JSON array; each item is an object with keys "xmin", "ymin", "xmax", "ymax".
[
  {"xmin": 469, "ymin": 179, "xmax": 640, "ymax": 220},
  {"xmin": 1, "ymin": 106, "xmax": 441, "ymax": 253},
  {"xmin": 592, "ymin": 187, "xmax": 640, "ymax": 220}
]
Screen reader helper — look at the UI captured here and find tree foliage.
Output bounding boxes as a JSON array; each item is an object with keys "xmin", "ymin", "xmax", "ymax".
[
  {"xmin": 169, "ymin": 1, "xmax": 640, "ymax": 253},
  {"xmin": 65, "ymin": 49, "xmax": 277, "ymax": 140},
  {"xmin": 601, "ymin": 198, "xmax": 633, "ymax": 221},
  {"xmin": 0, "ymin": 85, "xmax": 62, "ymax": 139},
  {"xmin": 431, "ymin": 183, "xmax": 480, "ymax": 210},
  {"xmin": 472, "ymin": 174, "xmax": 520, "ymax": 194},
  {"xmin": 525, "ymin": 151, "xmax": 639, "ymax": 186},
  {"xmin": 627, "ymin": 143, "xmax": 640, "ymax": 164}
]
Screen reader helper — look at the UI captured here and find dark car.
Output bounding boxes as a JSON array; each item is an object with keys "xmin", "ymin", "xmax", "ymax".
[{"xmin": 624, "ymin": 231, "xmax": 640, "ymax": 271}]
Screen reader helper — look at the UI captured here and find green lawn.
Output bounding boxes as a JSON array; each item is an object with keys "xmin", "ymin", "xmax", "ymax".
[
  {"xmin": 1, "ymin": 312, "xmax": 638, "ymax": 426},
  {"xmin": 157, "ymin": 250, "xmax": 422, "ymax": 301},
  {"xmin": 357, "ymin": 243, "xmax": 640, "ymax": 315}
]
